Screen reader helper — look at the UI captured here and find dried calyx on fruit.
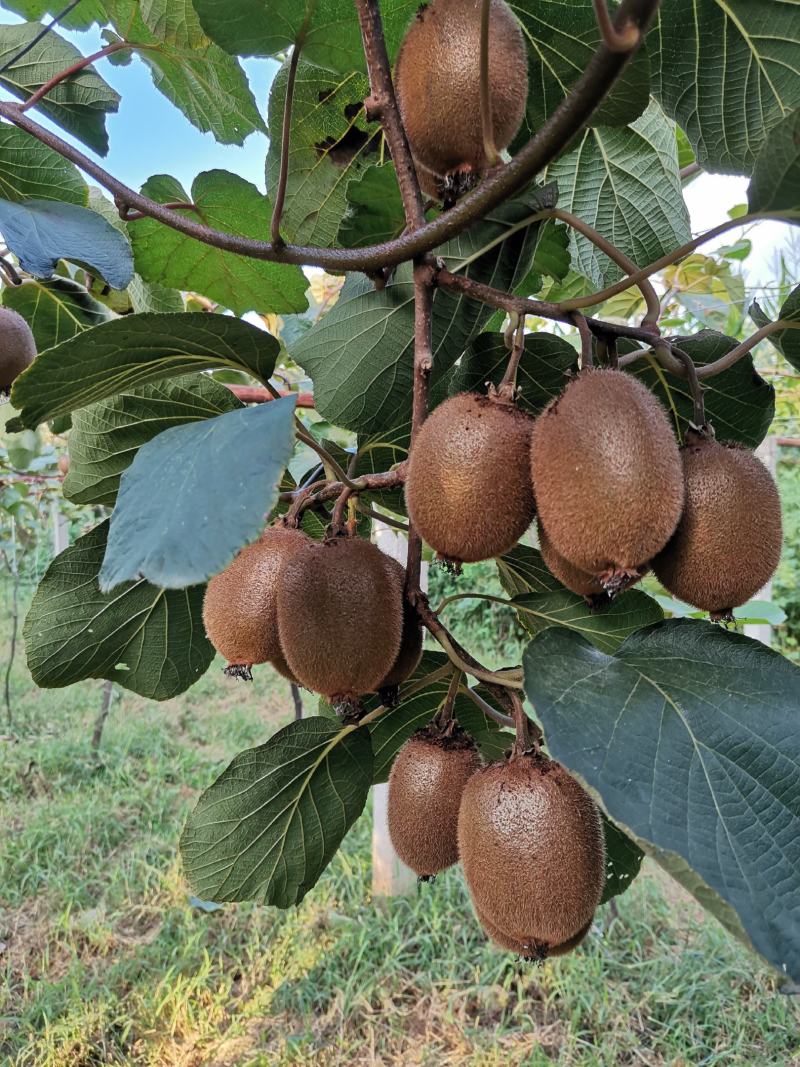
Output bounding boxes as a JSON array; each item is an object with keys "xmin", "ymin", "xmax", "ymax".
[
  {"xmin": 458, "ymin": 748, "xmax": 605, "ymax": 959},
  {"xmin": 0, "ymin": 305, "xmax": 37, "ymax": 397},
  {"xmin": 203, "ymin": 525, "xmax": 309, "ymax": 681},
  {"xmin": 276, "ymin": 534, "xmax": 404, "ymax": 705},
  {"xmin": 653, "ymin": 428, "xmax": 783, "ymax": 621},
  {"xmin": 405, "ymin": 391, "xmax": 536, "ymax": 566},
  {"xmin": 388, "ymin": 721, "xmax": 482, "ymax": 879},
  {"xmin": 531, "ymin": 368, "xmax": 684, "ymax": 593},
  {"xmin": 377, "ymin": 555, "xmax": 424, "ymax": 704},
  {"xmin": 395, "ymin": 0, "xmax": 529, "ymax": 205}
]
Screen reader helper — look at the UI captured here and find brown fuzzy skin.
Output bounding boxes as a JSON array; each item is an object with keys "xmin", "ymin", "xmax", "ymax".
[
  {"xmin": 395, "ymin": 0, "xmax": 529, "ymax": 178},
  {"xmin": 0, "ymin": 306, "xmax": 37, "ymax": 393},
  {"xmin": 406, "ymin": 393, "xmax": 536, "ymax": 563},
  {"xmin": 530, "ymin": 369, "xmax": 685, "ymax": 580},
  {"xmin": 458, "ymin": 752, "xmax": 605, "ymax": 949},
  {"xmin": 538, "ymin": 522, "xmax": 604, "ymax": 599},
  {"xmin": 388, "ymin": 730, "xmax": 482, "ymax": 877},
  {"xmin": 476, "ymin": 906, "xmax": 593, "ymax": 959},
  {"xmin": 203, "ymin": 526, "xmax": 309, "ymax": 680},
  {"xmin": 276, "ymin": 536, "xmax": 404, "ymax": 700},
  {"xmin": 653, "ymin": 433, "xmax": 783, "ymax": 618},
  {"xmin": 379, "ymin": 556, "xmax": 423, "ymax": 689}
]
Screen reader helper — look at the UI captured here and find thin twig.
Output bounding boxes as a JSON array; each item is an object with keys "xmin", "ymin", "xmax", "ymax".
[
  {"xmin": 480, "ymin": 0, "xmax": 501, "ymax": 168},
  {"xmin": 664, "ymin": 343, "xmax": 707, "ymax": 427},
  {"xmin": 0, "ymin": 257, "xmax": 22, "ymax": 286},
  {"xmin": 0, "ymin": 0, "xmax": 84, "ymax": 75},
  {"xmin": 592, "ymin": 0, "xmax": 642, "ymax": 51},
  {"xmin": 497, "ymin": 316, "xmax": 526, "ymax": 398},
  {"xmin": 405, "ymin": 261, "xmax": 436, "ymax": 594},
  {"xmin": 460, "ymin": 685, "xmax": 514, "ymax": 729},
  {"xmin": 270, "ymin": 34, "xmax": 305, "ymax": 246},
  {"xmin": 19, "ymin": 40, "xmax": 131, "ymax": 112},
  {"xmin": 680, "ymin": 161, "xmax": 702, "ymax": 182}
]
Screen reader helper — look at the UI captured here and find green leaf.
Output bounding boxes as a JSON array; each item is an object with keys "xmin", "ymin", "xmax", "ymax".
[
  {"xmin": 628, "ymin": 331, "xmax": 775, "ymax": 447},
  {"xmin": 512, "ymin": 588, "xmax": 665, "ymax": 654},
  {"xmin": 511, "ymin": 0, "xmax": 650, "ymax": 131},
  {"xmin": 128, "ymin": 273, "xmax": 185, "ymax": 314},
  {"xmin": 180, "ymin": 717, "xmax": 373, "ymax": 906},
  {"xmin": 103, "ymin": 0, "xmax": 265, "ymax": 145},
  {"xmin": 0, "ymin": 22, "xmax": 119, "ymax": 155},
  {"xmin": 753, "ymin": 285, "xmax": 800, "ymax": 371},
  {"xmin": 291, "ymin": 186, "xmax": 557, "ymax": 435},
  {"xmin": 450, "ymin": 332, "xmax": 578, "ymax": 417},
  {"xmin": 601, "ymin": 817, "xmax": 644, "ymax": 905},
  {"xmin": 0, "ymin": 1, "xmax": 106, "ymax": 29},
  {"xmin": 100, "ymin": 396, "xmax": 296, "ymax": 591},
  {"xmin": 652, "ymin": 2, "xmax": 800, "ymax": 174},
  {"xmin": 193, "ymin": 0, "xmax": 417, "ymax": 72},
  {"xmin": 497, "ymin": 543, "xmax": 562, "ymax": 597},
  {"xmin": 0, "ymin": 197, "xmax": 134, "ymax": 288},
  {"xmin": 24, "ymin": 521, "xmax": 213, "ymax": 700},
  {"xmin": 524, "ymin": 620, "xmax": 800, "ymax": 982},
  {"xmin": 10, "ymin": 312, "xmax": 281, "ymax": 430},
  {"xmin": 748, "ymin": 110, "xmax": 800, "ymax": 213},
  {"xmin": 0, "ymin": 278, "xmax": 113, "ymax": 351},
  {"xmin": 64, "ymin": 373, "xmax": 243, "ymax": 507},
  {"xmin": 339, "ymin": 163, "xmax": 406, "ymax": 248},
  {"xmin": 0, "ymin": 125, "xmax": 86, "ymax": 205},
  {"xmin": 545, "ymin": 100, "xmax": 691, "ymax": 288},
  {"xmin": 129, "ymin": 172, "xmax": 309, "ymax": 315}
]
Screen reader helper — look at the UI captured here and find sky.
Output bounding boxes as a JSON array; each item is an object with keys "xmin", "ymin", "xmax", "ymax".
[{"xmin": 0, "ymin": 12, "xmax": 795, "ymax": 296}]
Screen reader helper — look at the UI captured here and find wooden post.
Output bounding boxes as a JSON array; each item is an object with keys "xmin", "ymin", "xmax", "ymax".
[
  {"xmin": 371, "ymin": 522, "xmax": 427, "ymax": 900},
  {"xmin": 744, "ymin": 436, "xmax": 778, "ymax": 648}
]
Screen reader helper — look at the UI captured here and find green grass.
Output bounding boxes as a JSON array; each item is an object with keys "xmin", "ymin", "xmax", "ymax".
[{"xmin": 1, "ymin": 581, "xmax": 798, "ymax": 1066}]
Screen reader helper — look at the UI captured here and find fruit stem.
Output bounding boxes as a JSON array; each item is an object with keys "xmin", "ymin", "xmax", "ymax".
[
  {"xmin": 574, "ymin": 313, "xmax": 594, "ymax": 369},
  {"xmin": 496, "ymin": 316, "xmax": 526, "ymax": 400},
  {"xmin": 511, "ymin": 693, "xmax": 535, "ymax": 754},
  {"xmin": 459, "ymin": 684, "xmax": 515, "ymax": 729},
  {"xmin": 435, "ymin": 669, "xmax": 462, "ymax": 730},
  {"xmin": 661, "ymin": 342, "xmax": 708, "ymax": 431},
  {"xmin": 329, "ymin": 485, "xmax": 355, "ymax": 536},
  {"xmin": 592, "ymin": 0, "xmax": 642, "ymax": 53},
  {"xmin": 479, "ymin": 0, "xmax": 503, "ymax": 169}
]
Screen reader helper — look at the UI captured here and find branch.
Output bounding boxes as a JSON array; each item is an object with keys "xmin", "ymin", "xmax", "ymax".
[
  {"xmin": 405, "ymin": 261, "xmax": 436, "ymax": 593},
  {"xmin": 480, "ymin": 0, "xmax": 501, "ymax": 168},
  {"xmin": 284, "ymin": 466, "xmax": 407, "ymax": 526},
  {"xmin": 680, "ymin": 161, "xmax": 702, "ymax": 182},
  {"xmin": 460, "ymin": 684, "xmax": 515, "ymax": 730},
  {"xmin": 225, "ymin": 385, "xmax": 315, "ymax": 408},
  {"xmin": 693, "ymin": 320, "xmax": 800, "ymax": 380},
  {"xmin": 592, "ymin": 0, "xmax": 643, "ymax": 51},
  {"xmin": 270, "ymin": 30, "xmax": 306, "ymax": 247},
  {"xmin": 19, "ymin": 41, "xmax": 131, "ymax": 113}
]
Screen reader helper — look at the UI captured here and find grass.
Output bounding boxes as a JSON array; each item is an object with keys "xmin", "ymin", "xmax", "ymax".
[{"xmin": 1, "ymin": 580, "xmax": 798, "ymax": 1066}]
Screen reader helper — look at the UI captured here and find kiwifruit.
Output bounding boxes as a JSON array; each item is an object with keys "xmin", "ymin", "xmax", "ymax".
[
  {"xmin": 378, "ymin": 556, "xmax": 423, "ymax": 693},
  {"xmin": 406, "ymin": 392, "xmax": 536, "ymax": 564},
  {"xmin": 531, "ymin": 369, "xmax": 684, "ymax": 590},
  {"xmin": 387, "ymin": 724, "xmax": 481, "ymax": 878},
  {"xmin": 0, "ymin": 306, "xmax": 37, "ymax": 395},
  {"xmin": 395, "ymin": 0, "xmax": 529, "ymax": 185},
  {"xmin": 203, "ymin": 525, "xmax": 309, "ymax": 681},
  {"xmin": 653, "ymin": 430, "xmax": 783, "ymax": 620},
  {"xmin": 276, "ymin": 536, "xmax": 404, "ymax": 701},
  {"xmin": 458, "ymin": 750, "xmax": 605, "ymax": 955},
  {"xmin": 538, "ymin": 522, "xmax": 605, "ymax": 601},
  {"xmin": 476, "ymin": 905, "xmax": 593, "ymax": 959}
]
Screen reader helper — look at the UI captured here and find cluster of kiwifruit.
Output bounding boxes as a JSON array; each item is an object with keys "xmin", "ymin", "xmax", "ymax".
[
  {"xmin": 203, "ymin": 525, "xmax": 423, "ymax": 706},
  {"xmin": 395, "ymin": 0, "xmax": 529, "ymax": 205},
  {"xmin": 388, "ymin": 722, "xmax": 605, "ymax": 960},
  {"xmin": 0, "ymin": 305, "xmax": 37, "ymax": 399},
  {"xmin": 406, "ymin": 366, "xmax": 783, "ymax": 621}
]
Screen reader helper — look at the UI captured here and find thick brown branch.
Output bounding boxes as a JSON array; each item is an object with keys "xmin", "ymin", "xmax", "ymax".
[{"xmin": 226, "ymin": 385, "xmax": 315, "ymax": 408}]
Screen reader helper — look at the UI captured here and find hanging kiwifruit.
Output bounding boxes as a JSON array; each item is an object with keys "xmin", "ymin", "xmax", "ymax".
[
  {"xmin": 653, "ymin": 430, "xmax": 782, "ymax": 620},
  {"xmin": 0, "ymin": 306, "xmax": 37, "ymax": 395},
  {"xmin": 378, "ymin": 555, "xmax": 423, "ymax": 694},
  {"xmin": 406, "ymin": 392, "xmax": 536, "ymax": 565},
  {"xmin": 458, "ymin": 750, "xmax": 605, "ymax": 957},
  {"xmin": 538, "ymin": 522, "xmax": 605, "ymax": 602},
  {"xmin": 476, "ymin": 905, "xmax": 593, "ymax": 959},
  {"xmin": 203, "ymin": 525, "xmax": 309, "ymax": 681},
  {"xmin": 388, "ymin": 724, "xmax": 481, "ymax": 878},
  {"xmin": 395, "ymin": 0, "xmax": 529, "ymax": 188},
  {"xmin": 531, "ymin": 369, "xmax": 684, "ymax": 590},
  {"xmin": 276, "ymin": 536, "xmax": 404, "ymax": 701}
]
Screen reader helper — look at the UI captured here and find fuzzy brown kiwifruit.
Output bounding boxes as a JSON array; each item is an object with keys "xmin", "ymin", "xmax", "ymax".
[
  {"xmin": 276, "ymin": 536, "xmax": 404, "ymax": 701},
  {"xmin": 203, "ymin": 525, "xmax": 309, "ymax": 681},
  {"xmin": 378, "ymin": 556, "xmax": 423, "ymax": 693},
  {"xmin": 476, "ymin": 905, "xmax": 593, "ymax": 959},
  {"xmin": 538, "ymin": 522, "xmax": 605, "ymax": 601},
  {"xmin": 458, "ymin": 751, "xmax": 605, "ymax": 954},
  {"xmin": 652, "ymin": 431, "xmax": 783, "ymax": 620},
  {"xmin": 0, "ymin": 306, "xmax": 37, "ymax": 395},
  {"xmin": 395, "ymin": 0, "xmax": 528, "ymax": 185},
  {"xmin": 406, "ymin": 392, "xmax": 536, "ymax": 564},
  {"xmin": 530, "ymin": 369, "xmax": 684, "ymax": 590},
  {"xmin": 388, "ymin": 724, "xmax": 481, "ymax": 878}
]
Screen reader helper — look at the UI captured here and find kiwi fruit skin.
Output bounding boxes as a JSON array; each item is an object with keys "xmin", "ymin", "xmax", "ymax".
[
  {"xmin": 538, "ymin": 522, "xmax": 604, "ymax": 600},
  {"xmin": 378, "ymin": 556, "xmax": 423, "ymax": 690},
  {"xmin": 0, "ymin": 306, "xmax": 37, "ymax": 393},
  {"xmin": 531, "ymin": 369, "xmax": 684, "ymax": 581},
  {"xmin": 476, "ymin": 905, "xmax": 592, "ymax": 959},
  {"xmin": 388, "ymin": 727, "xmax": 481, "ymax": 877},
  {"xmin": 653, "ymin": 432, "xmax": 782, "ymax": 619},
  {"xmin": 276, "ymin": 536, "xmax": 404, "ymax": 700},
  {"xmin": 458, "ymin": 751, "xmax": 605, "ymax": 950},
  {"xmin": 395, "ymin": 0, "xmax": 529, "ymax": 180},
  {"xmin": 203, "ymin": 526, "xmax": 308, "ymax": 680},
  {"xmin": 406, "ymin": 393, "xmax": 536, "ymax": 564}
]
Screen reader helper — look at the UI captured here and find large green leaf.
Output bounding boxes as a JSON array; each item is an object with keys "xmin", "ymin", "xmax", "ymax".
[
  {"xmin": 180, "ymin": 717, "xmax": 373, "ymax": 907},
  {"xmin": 129, "ymin": 172, "xmax": 309, "ymax": 315},
  {"xmin": 10, "ymin": 312, "xmax": 280, "ymax": 430},
  {"xmin": 524, "ymin": 621, "xmax": 800, "ymax": 982},
  {"xmin": 0, "ymin": 1, "xmax": 106, "ymax": 29},
  {"xmin": 103, "ymin": 0, "xmax": 264, "ymax": 145},
  {"xmin": 545, "ymin": 101, "xmax": 690, "ymax": 287},
  {"xmin": 601, "ymin": 818, "xmax": 644, "ymax": 905},
  {"xmin": 338, "ymin": 163, "xmax": 406, "ymax": 249},
  {"xmin": 0, "ymin": 278, "xmax": 113, "ymax": 351},
  {"xmin": 748, "ymin": 110, "xmax": 800, "ymax": 214},
  {"xmin": 193, "ymin": 0, "xmax": 417, "ymax": 72},
  {"xmin": 0, "ymin": 22, "xmax": 119, "ymax": 155},
  {"xmin": 0, "ymin": 198, "xmax": 134, "ymax": 288},
  {"xmin": 497, "ymin": 543, "xmax": 562, "ymax": 597},
  {"xmin": 0, "ymin": 126, "xmax": 86, "ymax": 205},
  {"xmin": 24, "ymin": 521, "xmax": 214, "ymax": 700},
  {"xmin": 651, "ymin": 1, "xmax": 800, "ymax": 174},
  {"xmin": 99, "ymin": 396, "xmax": 296, "ymax": 591},
  {"xmin": 291, "ymin": 186, "xmax": 557, "ymax": 435},
  {"xmin": 64, "ymin": 374, "xmax": 243, "ymax": 507}
]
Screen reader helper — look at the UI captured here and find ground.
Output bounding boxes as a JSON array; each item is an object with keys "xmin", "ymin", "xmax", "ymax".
[{"xmin": 1, "ymin": 583, "xmax": 798, "ymax": 1066}]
